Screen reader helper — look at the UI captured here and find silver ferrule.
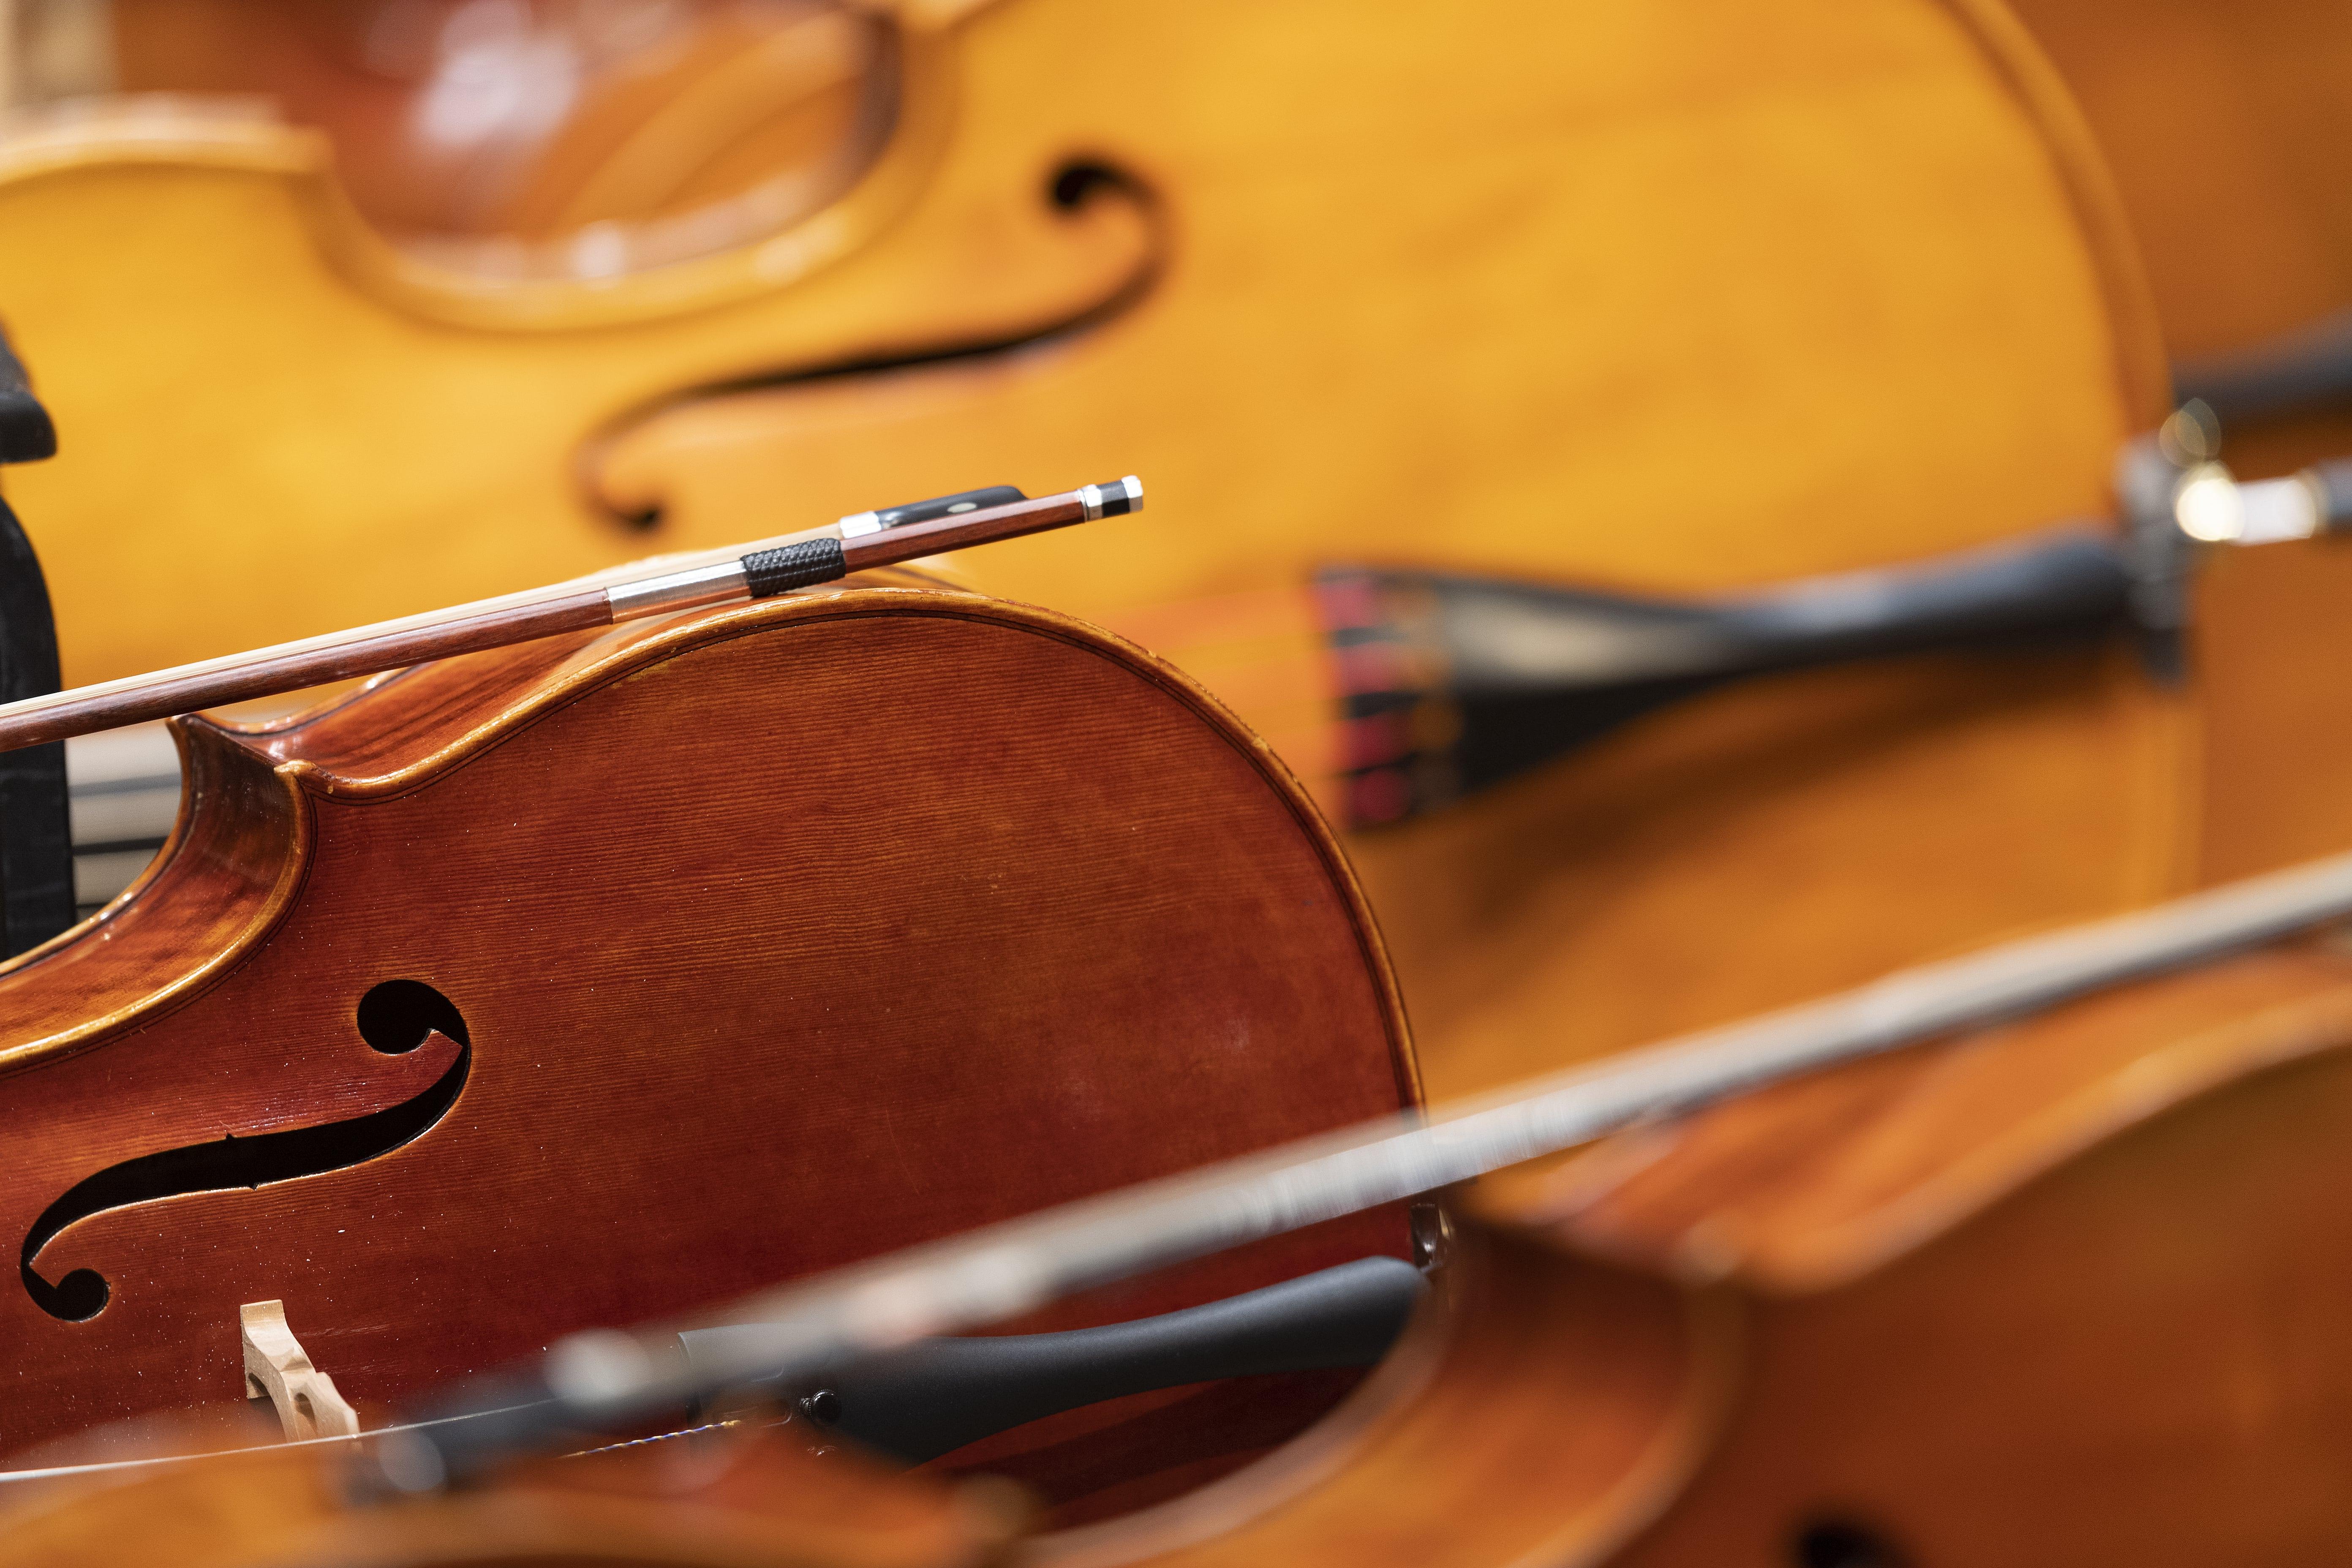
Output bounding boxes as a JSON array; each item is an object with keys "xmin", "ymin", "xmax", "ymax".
[
  {"xmin": 1079, "ymin": 475, "xmax": 1144, "ymax": 521},
  {"xmin": 837, "ymin": 510, "xmax": 885, "ymax": 539},
  {"xmin": 605, "ymin": 559, "xmax": 751, "ymax": 622}
]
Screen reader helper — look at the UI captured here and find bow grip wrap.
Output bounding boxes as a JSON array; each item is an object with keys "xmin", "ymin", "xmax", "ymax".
[{"xmin": 742, "ymin": 539, "xmax": 847, "ymax": 598}]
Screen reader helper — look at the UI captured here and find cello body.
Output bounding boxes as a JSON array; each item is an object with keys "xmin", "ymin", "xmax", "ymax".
[
  {"xmin": 1015, "ymin": 934, "xmax": 2352, "ymax": 1566},
  {"xmin": 2002, "ymin": 0, "xmax": 2352, "ymax": 900},
  {"xmin": 9, "ymin": 896, "xmax": 2352, "ymax": 1562},
  {"xmin": 2004, "ymin": 0, "xmax": 2352, "ymax": 464},
  {"xmin": 2, "ymin": 0, "xmax": 2197, "ymax": 1100},
  {"xmin": 0, "ymin": 572, "xmax": 1416, "ymax": 1503}
]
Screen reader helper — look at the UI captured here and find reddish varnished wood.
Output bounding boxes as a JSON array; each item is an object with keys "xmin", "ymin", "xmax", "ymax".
[
  {"xmin": 0, "ymin": 576, "xmax": 1417, "ymax": 1491},
  {"xmin": 1039, "ymin": 936, "xmax": 2352, "ymax": 1566},
  {"xmin": 22, "ymin": 935, "xmax": 2352, "ymax": 1562}
]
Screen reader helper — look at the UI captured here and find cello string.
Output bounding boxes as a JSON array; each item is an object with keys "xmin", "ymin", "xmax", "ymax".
[
  {"xmin": 0, "ymin": 1400, "xmax": 552, "ymax": 1486},
  {"xmin": 0, "ymin": 1410, "xmax": 740, "ymax": 1487}
]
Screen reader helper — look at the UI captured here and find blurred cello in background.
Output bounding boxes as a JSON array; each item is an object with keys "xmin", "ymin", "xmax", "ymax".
[
  {"xmin": 0, "ymin": 0, "xmax": 2286, "ymax": 1103},
  {"xmin": 20, "ymin": 844, "xmax": 2352, "ymax": 1564},
  {"xmin": 1999, "ymin": 0, "xmax": 2352, "ymax": 900},
  {"xmin": 2001, "ymin": 0, "xmax": 2352, "ymax": 470}
]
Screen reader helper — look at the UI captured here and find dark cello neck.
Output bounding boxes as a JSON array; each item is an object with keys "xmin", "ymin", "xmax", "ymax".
[{"xmin": 0, "ymin": 327, "xmax": 71, "ymax": 956}]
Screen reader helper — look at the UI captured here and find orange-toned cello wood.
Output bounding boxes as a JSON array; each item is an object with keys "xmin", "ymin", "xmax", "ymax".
[
  {"xmin": 12, "ymin": 925, "xmax": 2352, "ymax": 1563},
  {"xmin": 2004, "ymin": 0, "xmax": 2352, "ymax": 894},
  {"xmin": 0, "ymin": 572, "xmax": 1416, "ymax": 1514},
  {"xmin": 1010, "ymin": 933, "xmax": 2352, "ymax": 1566},
  {"xmin": 6, "ymin": 0, "xmax": 2202, "ymax": 1103},
  {"xmin": 2007, "ymin": 0, "xmax": 2352, "ymax": 442}
]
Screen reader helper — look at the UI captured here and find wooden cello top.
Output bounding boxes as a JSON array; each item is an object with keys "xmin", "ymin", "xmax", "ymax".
[
  {"xmin": 0, "ymin": 0, "xmax": 2160, "ymax": 674},
  {"xmin": 2001, "ymin": 0, "xmax": 2352, "ymax": 902},
  {"xmin": 2008, "ymin": 0, "xmax": 2352, "ymax": 373},
  {"xmin": 997, "ymin": 920, "xmax": 2352, "ymax": 1566},
  {"xmin": 0, "ymin": 574, "xmax": 1416, "ymax": 1517},
  {"xmin": 10, "ymin": 853, "xmax": 2351, "ymax": 1563},
  {"xmin": 0, "ymin": 0, "xmax": 2212, "ymax": 1111}
]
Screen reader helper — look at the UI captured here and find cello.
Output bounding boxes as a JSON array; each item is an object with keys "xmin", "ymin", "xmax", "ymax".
[
  {"xmin": 12, "ymin": 847, "xmax": 2352, "ymax": 1563},
  {"xmin": 0, "ymin": 524, "xmax": 1424, "ymax": 1518},
  {"xmin": 1996, "ymin": 0, "xmax": 2352, "ymax": 898},
  {"xmin": 0, "ymin": 0, "xmax": 2209, "ymax": 1111}
]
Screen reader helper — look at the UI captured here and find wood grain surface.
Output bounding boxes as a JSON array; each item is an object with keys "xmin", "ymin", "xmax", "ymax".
[
  {"xmin": 2008, "ymin": 0, "xmax": 2352, "ymax": 366},
  {"xmin": 0, "ymin": 0, "xmax": 2212, "ymax": 1112},
  {"xmin": 1034, "ymin": 932, "xmax": 2352, "ymax": 1566},
  {"xmin": 0, "ymin": 578, "xmax": 1417, "ymax": 1512},
  {"xmin": 1997, "ymin": 0, "xmax": 2352, "ymax": 906},
  {"xmin": 106, "ymin": 0, "xmax": 899, "ymax": 261}
]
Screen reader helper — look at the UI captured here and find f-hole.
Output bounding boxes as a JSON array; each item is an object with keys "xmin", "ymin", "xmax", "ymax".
[
  {"xmin": 575, "ymin": 155, "xmax": 1165, "ymax": 532},
  {"xmin": 21, "ymin": 980, "xmax": 472, "ymax": 1322}
]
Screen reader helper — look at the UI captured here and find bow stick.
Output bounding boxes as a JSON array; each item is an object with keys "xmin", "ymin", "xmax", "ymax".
[{"xmin": 0, "ymin": 477, "xmax": 1143, "ymax": 754}]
